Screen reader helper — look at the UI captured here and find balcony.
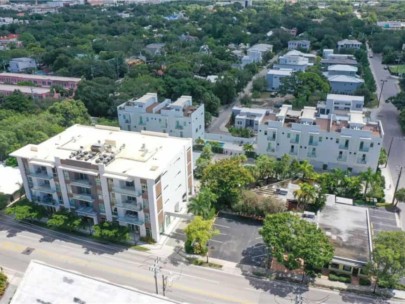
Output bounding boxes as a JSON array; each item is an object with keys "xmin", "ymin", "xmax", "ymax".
[
  {"xmin": 113, "ymin": 186, "xmax": 140, "ymax": 196},
  {"xmin": 357, "ymin": 159, "xmax": 367, "ymax": 165},
  {"xmin": 289, "ymin": 150, "xmax": 298, "ymax": 156},
  {"xmin": 118, "ymin": 215, "xmax": 145, "ymax": 226},
  {"xmin": 76, "ymin": 206, "xmax": 97, "ymax": 216},
  {"xmin": 35, "ymin": 197, "xmax": 59, "ymax": 207},
  {"xmin": 307, "ymin": 152, "xmax": 316, "ymax": 158},
  {"xmin": 267, "ymin": 135, "xmax": 276, "ymax": 142},
  {"xmin": 337, "ymin": 156, "xmax": 347, "ymax": 162},
  {"xmin": 339, "ymin": 144, "xmax": 349, "ymax": 150},
  {"xmin": 175, "ymin": 124, "xmax": 184, "ymax": 130},
  {"xmin": 70, "ymin": 179, "xmax": 91, "ymax": 188},
  {"xmin": 72, "ymin": 193, "xmax": 94, "ymax": 202},
  {"xmin": 32, "ymin": 185, "xmax": 56, "ymax": 194},
  {"xmin": 116, "ymin": 201, "xmax": 142, "ymax": 211},
  {"xmin": 290, "ymin": 137, "xmax": 300, "ymax": 144},
  {"xmin": 359, "ymin": 146, "xmax": 370, "ymax": 152},
  {"xmin": 28, "ymin": 171, "xmax": 52, "ymax": 180},
  {"xmin": 308, "ymin": 141, "xmax": 318, "ymax": 146}
]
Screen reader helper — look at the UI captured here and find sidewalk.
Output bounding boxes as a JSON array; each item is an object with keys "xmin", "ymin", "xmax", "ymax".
[
  {"xmin": 0, "ymin": 268, "xmax": 23, "ymax": 304},
  {"xmin": 380, "ymin": 165, "xmax": 395, "ymax": 204}
]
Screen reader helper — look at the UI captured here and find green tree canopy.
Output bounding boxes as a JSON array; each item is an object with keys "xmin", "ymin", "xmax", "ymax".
[
  {"xmin": 184, "ymin": 216, "xmax": 219, "ymax": 255},
  {"xmin": 187, "ymin": 187, "xmax": 217, "ymax": 220}
]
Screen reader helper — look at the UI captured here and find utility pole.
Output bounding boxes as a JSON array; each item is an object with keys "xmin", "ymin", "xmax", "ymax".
[
  {"xmin": 149, "ymin": 257, "xmax": 161, "ymax": 295},
  {"xmin": 392, "ymin": 166, "xmax": 403, "ymax": 205},
  {"xmin": 378, "ymin": 79, "xmax": 387, "ymax": 106},
  {"xmin": 385, "ymin": 136, "xmax": 394, "ymax": 168},
  {"xmin": 162, "ymin": 274, "xmax": 168, "ymax": 296}
]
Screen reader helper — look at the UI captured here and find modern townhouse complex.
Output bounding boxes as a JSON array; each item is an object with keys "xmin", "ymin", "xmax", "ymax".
[
  {"xmin": 287, "ymin": 40, "xmax": 311, "ymax": 51},
  {"xmin": 117, "ymin": 93, "xmax": 204, "ymax": 141},
  {"xmin": 11, "ymin": 124, "xmax": 194, "ymax": 243},
  {"xmin": 337, "ymin": 39, "xmax": 362, "ymax": 50},
  {"xmin": 266, "ymin": 69, "xmax": 293, "ymax": 91},
  {"xmin": 328, "ymin": 75, "xmax": 364, "ymax": 94},
  {"xmin": 273, "ymin": 50, "xmax": 315, "ymax": 72},
  {"xmin": 317, "ymin": 94, "xmax": 364, "ymax": 115},
  {"xmin": 0, "ymin": 72, "xmax": 81, "ymax": 91},
  {"xmin": 257, "ymin": 104, "xmax": 383, "ymax": 174},
  {"xmin": 232, "ymin": 106, "xmax": 270, "ymax": 132}
]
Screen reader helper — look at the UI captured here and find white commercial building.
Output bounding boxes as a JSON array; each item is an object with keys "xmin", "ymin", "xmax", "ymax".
[
  {"xmin": 317, "ymin": 94, "xmax": 364, "ymax": 115},
  {"xmin": 118, "ymin": 93, "xmax": 204, "ymax": 142},
  {"xmin": 257, "ymin": 105, "xmax": 383, "ymax": 174},
  {"xmin": 266, "ymin": 69, "xmax": 293, "ymax": 91},
  {"xmin": 11, "ymin": 261, "xmax": 184, "ymax": 304},
  {"xmin": 11, "ymin": 124, "xmax": 194, "ymax": 243},
  {"xmin": 337, "ymin": 39, "xmax": 362, "ymax": 50}
]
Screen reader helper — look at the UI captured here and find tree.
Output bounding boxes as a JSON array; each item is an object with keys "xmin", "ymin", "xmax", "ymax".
[
  {"xmin": 242, "ymin": 143, "xmax": 254, "ymax": 152},
  {"xmin": 260, "ymin": 213, "xmax": 334, "ymax": 280},
  {"xmin": 274, "ymin": 154, "xmax": 291, "ymax": 180},
  {"xmin": 255, "ymin": 155, "xmax": 277, "ymax": 184},
  {"xmin": 368, "ymin": 231, "xmax": 405, "ymax": 292},
  {"xmin": 195, "ymin": 145, "xmax": 212, "ymax": 179},
  {"xmin": 47, "ymin": 211, "xmax": 84, "ymax": 232},
  {"xmin": 378, "ymin": 148, "xmax": 387, "ymax": 166},
  {"xmin": 298, "ymin": 160, "xmax": 315, "ymax": 181},
  {"xmin": 184, "ymin": 216, "xmax": 219, "ymax": 255},
  {"xmin": 5, "ymin": 199, "xmax": 46, "ymax": 221},
  {"xmin": 47, "ymin": 99, "xmax": 91, "ymax": 127},
  {"xmin": 93, "ymin": 221, "xmax": 130, "ymax": 242},
  {"xmin": 187, "ymin": 188, "xmax": 217, "ymax": 220},
  {"xmin": 394, "ymin": 188, "xmax": 405, "ymax": 206},
  {"xmin": 201, "ymin": 156, "xmax": 254, "ymax": 209},
  {"xmin": 294, "ymin": 182, "xmax": 317, "ymax": 209}
]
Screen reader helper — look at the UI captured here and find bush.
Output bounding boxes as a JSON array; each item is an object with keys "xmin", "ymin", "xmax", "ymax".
[
  {"xmin": 359, "ymin": 277, "xmax": 371, "ymax": 286},
  {"xmin": 211, "ymin": 146, "xmax": 224, "ymax": 154},
  {"xmin": 93, "ymin": 222, "xmax": 130, "ymax": 243},
  {"xmin": 139, "ymin": 235, "xmax": 156, "ymax": 244},
  {"xmin": 5, "ymin": 199, "xmax": 46, "ymax": 221},
  {"xmin": 329, "ymin": 272, "xmax": 351, "ymax": 283},
  {"xmin": 47, "ymin": 211, "xmax": 83, "ymax": 232},
  {"xmin": 0, "ymin": 271, "xmax": 7, "ymax": 296}
]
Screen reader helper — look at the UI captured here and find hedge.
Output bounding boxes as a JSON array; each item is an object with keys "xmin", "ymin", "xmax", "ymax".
[
  {"xmin": 329, "ymin": 272, "xmax": 351, "ymax": 283},
  {"xmin": 359, "ymin": 277, "xmax": 371, "ymax": 286}
]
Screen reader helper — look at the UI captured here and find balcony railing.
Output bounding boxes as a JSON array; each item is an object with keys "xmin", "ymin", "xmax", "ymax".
[
  {"xmin": 116, "ymin": 201, "xmax": 142, "ymax": 211},
  {"xmin": 290, "ymin": 138, "xmax": 300, "ymax": 144},
  {"xmin": 70, "ymin": 179, "xmax": 91, "ymax": 188},
  {"xmin": 337, "ymin": 156, "xmax": 347, "ymax": 162},
  {"xmin": 175, "ymin": 124, "xmax": 184, "ymax": 130},
  {"xmin": 307, "ymin": 152, "xmax": 316, "ymax": 158},
  {"xmin": 28, "ymin": 171, "xmax": 52, "ymax": 180},
  {"xmin": 76, "ymin": 206, "xmax": 97, "ymax": 216},
  {"xmin": 308, "ymin": 141, "xmax": 318, "ymax": 146},
  {"xmin": 359, "ymin": 146, "xmax": 370, "ymax": 152},
  {"xmin": 357, "ymin": 159, "xmax": 367, "ymax": 164},
  {"xmin": 113, "ymin": 186, "xmax": 140, "ymax": 196},
  {"xmin": 32, "ymin": 185, "xmax": 56, "ymax": 194},
  {"xmin": 72, "ymin": 193, "xmax": 94, "ymax": 202},
  {"xmin": 35, "ymin": 198, "xmax": 59, "ymax": 207},
  {"xmin": 339, "ymin": 144, "xmax": 349, "ymax": 150},
  {"xmin": 267, "ymin": 136, "xmax": 276, "ymax": 141},
  {"xmin": 118, "ymin": 215, "xmax": 145, "ymax": 226}
]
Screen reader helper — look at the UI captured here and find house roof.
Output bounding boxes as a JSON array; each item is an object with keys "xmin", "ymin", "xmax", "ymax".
[
  {"xmin": 328, "ymin": 75, "xmax": 364, "ymax": 83},
  {"xmin": 0, "ymin": 84, "xmax": 50, "ymax": 94},
  {"xmin": 267, "ymin": 69, "xmax": 293, "ymax": 76},
  {"xmin": 0, "ymin": 164, "xmax": 22, "ymax": 195},
  {"xmin": 328, "ymin": 64, "xmax": 358, "ymax": 72},
  {"xmin": 326, "ymin": 94, "xmax": 364, "ymax": 102},
  {"xmin": 248, "ymin": 43, "xmax": 273, "ymax": 52},
  {"xmin": 321, "ymin": 58, "xmax": 358, "ymax": 66},
  {"xmin": 338, "ymin": 39, "xmax": 362, "ymax": 45},
  {"xmin": 0, "ymin": 72, "xmax": 81, "ymax": 82}
]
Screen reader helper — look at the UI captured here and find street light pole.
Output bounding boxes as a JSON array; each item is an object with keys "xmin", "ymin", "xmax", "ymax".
[
  {"xmin": 378, "ymin": 79, "xmax": 388, "ymax": 106},
  {"xmin": 392, "ymin": 166, "xmax": 403, "ymax": 205},
  {"xmin": 385, "ymin": 136, "xmax": 394, "ymax": 168}
]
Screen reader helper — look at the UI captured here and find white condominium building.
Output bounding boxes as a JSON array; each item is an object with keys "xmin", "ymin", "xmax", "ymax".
[
  {"xmin": 11, "ymin": 125, "xmax": 194, "ymax": 243},
  {"xmin": 257, "ymin": 105, "xmax": 383, "ymax": 174},
  {"xmin": 317, "ymin": 94, "xmax": 364, "ymax": 115},
  {"xmin": 118, "ymin": 93, "xmax": 205, "ymax": 142}
]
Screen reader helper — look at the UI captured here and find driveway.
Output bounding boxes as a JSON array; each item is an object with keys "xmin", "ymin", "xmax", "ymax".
[
  {"xmin": 209, "ymin": 212, "xmax": 268, "ymax": 267},
  {"xmin": 368, "ymin": 208, "xmax": 401, "ymax": 236}
]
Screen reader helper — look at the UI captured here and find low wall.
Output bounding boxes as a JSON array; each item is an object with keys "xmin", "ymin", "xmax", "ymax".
[{"xmin": 205, "ymin": 133, "xmax": 256, "ymax": 144}]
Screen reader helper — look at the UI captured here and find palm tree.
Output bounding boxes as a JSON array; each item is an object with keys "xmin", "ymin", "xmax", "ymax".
[
  {"xmin": 298, "ymin": 160, "xmax": 315, "ymax": 181},
  {"xmin": 394, "ymin": 188, "xmax": 405, "ymax": 206},
  {"xmin": 243, "ymin": 143, "xmax": 254, "ymax": 153},
  {"xmin": 360, "ymin": 168, "xmax": 376, "ymax": 199},
  {"xmin": 187, "ymin": 188, "xmax": 217, "ymax": 220},
  {"xmin": 294, "ymin": 182, "xmax": 317, "ymax": 210}
]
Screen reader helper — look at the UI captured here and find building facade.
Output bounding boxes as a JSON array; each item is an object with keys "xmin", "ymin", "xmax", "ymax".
[
  {"xmin": 328, "ymin": 75, "xmax": 364, "ymax": 94},
  {"xmin": 317, "ymin": 94, "xmax": 364, "ymax": 115},
  {"xmin": 337, "ymin": 39, "xmax": 362, "ymax": 50},
  {"xmin": 11, "ymin": 125, "xmax": 194, "ymax": 243},
  {"xmin": 257, "ymin": 105, "xmax": 383, "ymax": 174},
  {"xmin": 326, "ymin": 64, "xmax": 358, "ymax": 77},
  {"xmin": 266, "ymin": 69, "xmax": 293, "ymax": 91},
  {"xmin": 288, "ymin": 40, "xmax": 310, "ymax": 51},
  {"xmin": 232, "ymin": 106, "xmax": 269, "ymax": 132},
  {"xmin": 273, "ymin": 50, "xmax": 314, "ymax": 72},
  {"xmin": 118, "ymin": 93, "xmax": 204, "ymax": 141},
  {"xmin": 8, "ymin": 57, "xmax": 36, "ymax": 73},
  {"xmin": 0, "ymin": 72, "xmax": 81, "ymax": 92},
  {"xmin": 0, "ymin": 84, "xmax": 53, "ymax": 99}
]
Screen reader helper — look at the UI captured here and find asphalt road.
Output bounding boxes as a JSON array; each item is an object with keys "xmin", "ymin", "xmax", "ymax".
[
  {"xmin": 0, "ymin": 215, "xmax": 395, "ymax": 304},
  {"xmin": 367, "ymin": 48, "xmax": 405, "ymax": 230}
]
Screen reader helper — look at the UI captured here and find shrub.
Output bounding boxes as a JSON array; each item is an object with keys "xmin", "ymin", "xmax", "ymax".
[
  {"xmin": 0, "ymin": 271, "xmax": 7, "ymax": 296},
  {"xmin": 93, "ymin": 222, "xmax": 130, "ymax": 243},
  {"xmin": 211, "ymin": 146, "xmax": 224, "ymax": 154},
  {"xmin": 139, "ymin": 235, "xmax": 156, "ymax": 244},
  {"xmin": 47, "ymin": 211, "xmax": 83, "ymax": 232},
  {"xmin": 359, "ymin": 277, "xmax": 371, "ymax": 286},
  {"xmin": 329, "ymin": 272, "xmax": 351, "ymax": 283}
]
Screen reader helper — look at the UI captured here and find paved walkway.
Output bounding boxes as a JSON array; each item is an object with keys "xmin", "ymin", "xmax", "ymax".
[{"xmin": 0, "ymin": 267, "xmax": 23, "ymax": 304}]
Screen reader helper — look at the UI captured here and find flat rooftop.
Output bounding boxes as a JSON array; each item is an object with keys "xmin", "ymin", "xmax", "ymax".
[
  {"xmin": 0, "ymin": 164, "xmax": 22, "ymax": 195},
  {"xmin": 328, "ymin": 64, "xmax": 358, "ymax": 72},
  {"xmin": 328, "ymin": 75, "xmax": 364, "ymax": 83},
  {"xmin": 11, "ymin": 260, "xmax": 183, "ymax": 304},
  {"xmin": 0, "ymin": 84, "xmax": 50, "ymax": 94},
  {"xmin": 318, "ymin": 195, "xmax": 370, "ymax": 264},
  {"xmin": 327, "ymin": 94, "xmax": 364, "ymax": 102},
  {"xmin": 0, "ymin": 72, "xmax": 81, "ymax": 82},
  {"xmin": 11, "ymin": 124, "xmax": 191, "ymax": 180},
  {"xmin": 267, "ymin": 69, "xmax": 293, "ymax": 76},
  {"xmin": 320, "ymin": 58, "xmax": 358, "ymax": 66}
]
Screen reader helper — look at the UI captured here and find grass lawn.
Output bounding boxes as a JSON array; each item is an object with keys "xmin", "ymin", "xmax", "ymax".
[
  {"xmin": 389, "ymin": 65, "xmax": 405, "ymax": 75},
  {"xmin": 130, "ymin": 245, "xmax": 150, "ymax": 252}
]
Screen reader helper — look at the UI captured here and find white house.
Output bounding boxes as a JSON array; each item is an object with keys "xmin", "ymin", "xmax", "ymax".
[
  {"xmin": 11, "ymin": 124, "xmax": 194, "ymax": 243},
  {"xmin": 323, "ymin": 64, "xmax": 358, "ymax": 78},
  {"xmin": 118, "ymin": 93, "xmax": 204, "ymax": 142},
  {"xmin": 288, "ymin": 40, "xmax": 311, "ymax": 51},
  {"xmin": 273, "ymin": 50, "xmax": 314, "ymax": 72},
  {"xmin": 328, "ymin": 75, "xmax": 364, "ymax": 94},
  {"xmin": 241, "ymin": 43, "xmax": 273, "ymax": 67},
  {"xmin": 266, "ymin": 69, "xmax": 293, "ymax": 91},
  {"xmin": 232, "ymin": 106, "xmax": 269, "ymax": 132},
  {"xmin": 8, "ymin": 57, "xmax": 37, "ymax": 73},
  {"xmin": 337, "ymin": 39, "xmax": 362, "ymax": 50},
  {"xmin": 257, "ymin": 104, "xmax": 383, "ymax": 174},
  {"xmin": 317, "ymin": 94, "xmax": 364, "ymax": 115}
]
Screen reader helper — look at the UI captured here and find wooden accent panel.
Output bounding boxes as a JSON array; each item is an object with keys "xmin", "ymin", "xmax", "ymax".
[
  {"xmin": 188, "ymin": 175, "xmax": 193, "ymax": 192},
  {"xmin": 187, "ymin": 162, "xmax": 192, "ymax": 174},
  {"xmin": 156, "ymin": 196, "xmax": 163, "ymax": 213},
  {"xmin": 155, "ymin": 181, "xmax": 162, "ymax": 199},
  {"xmin": 158, "ymin": 210, "xmax": 164, "ymax": 226},
  {"xmin": 187, "ymin": 149, "xmax": 192, "ymax": 163}
]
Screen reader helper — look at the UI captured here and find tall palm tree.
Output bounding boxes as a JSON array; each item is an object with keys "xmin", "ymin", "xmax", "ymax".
[
  {"xmin": 360, "ymin": 168, "xmax": 376, "ymax": 198},
  {"xmin": 298, "ymin": 160, "xmax": 315, "ymax": 181},
  {"xmin": 187, "ymin": 188, "xmax": 217, "ymax": 220},
  {"xmin": 294, "ymin": 182, "xmax": 317, "ymax": 209}
]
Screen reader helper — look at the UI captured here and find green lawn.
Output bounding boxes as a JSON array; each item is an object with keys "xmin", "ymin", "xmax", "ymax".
[{"xmin": 389, "ymin": 65, "xmax": 405, "ymax": 74}]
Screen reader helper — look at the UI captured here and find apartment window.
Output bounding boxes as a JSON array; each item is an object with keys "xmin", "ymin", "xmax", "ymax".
[
  {"xmin": 330, "ymin": 263, "xmax": 340, "ymax": 269},
  {"xmin": 342, "ymin": 265, "xmax": 352, "ymax": 272},
  {"xmin": 319, "ymin": 137, "xmax": 323, "ymax": 142},
  {"xmin": 125, "ymin": 181, "xmax": 134, "ymax": 187},
  {"xmin": 336, "ymin": 138, "xmax": 339, "ymax": 144},
  {"xmin": 370, "ymin": 143, "xmax": 374, "ymax": 148},
  {"xmin": 287, "ymin": 133, "xmax": 291, "ymax": 139},
  {"xmin": 264, "ymin": 131, "xmax": 267, "ymax": 136},
  {"xmin": 145, "ymin": 214, "xmax": 150, "ymax": 223}
]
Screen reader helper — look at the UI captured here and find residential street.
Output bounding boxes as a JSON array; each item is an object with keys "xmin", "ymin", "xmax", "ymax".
[
  {"xmin": 367, "ymin": 49, "xmax": 405, "ymax": 230},
  {"xmin": 207, "ymin": 55, "xmax": 279, "ymax": 134},
  {"xmin": 0, "ymin": 215, "xmax": 396, "ymax": 304}
]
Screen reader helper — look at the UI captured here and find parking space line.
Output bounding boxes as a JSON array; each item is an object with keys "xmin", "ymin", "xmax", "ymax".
[{"xmin": 213, "ymin": 224, "xmax": 230, "ymax": 229}]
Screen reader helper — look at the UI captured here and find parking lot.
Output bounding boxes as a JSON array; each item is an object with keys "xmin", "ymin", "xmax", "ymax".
[
  {"xmin": 209, "ymin": 213, "xmax": 268, "ymax": 267},
  {"xmin": 368, "ymin": 208, "xmax": 401, "ymax": 236}
]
